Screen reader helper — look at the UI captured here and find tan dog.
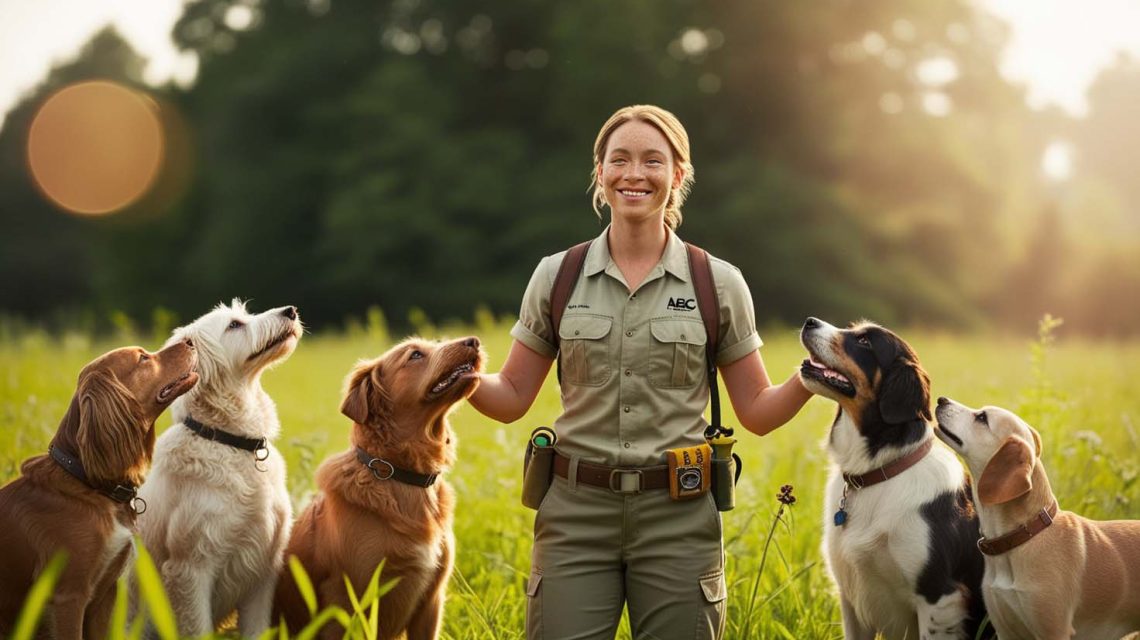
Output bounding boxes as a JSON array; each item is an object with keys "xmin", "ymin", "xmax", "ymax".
[
  {"xmin": 0, "ymin": 342, "xmax": 198, "ymax": 639},
  {"xmin": 935, "ymin": 397, "xmax": 1140, "ymax": 640},
  {"xmin": 275, "ymin": 336, "xmax": 483, "ymax": 639}
]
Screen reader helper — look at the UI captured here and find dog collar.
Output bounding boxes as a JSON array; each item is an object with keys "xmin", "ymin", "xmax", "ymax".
[
  {"xmin": 977, "ymin": 500, "xmax": 1059, "ymax": 556},
  {"xmin": 354, "ymin": 447, "xmax": 438, "ymax": 488},
  {"xmin": 183, "ymin": 416, "xmax": 270, "ymax": 464},
  {"xmin": 49, "ymin": 445, "xmax": 146, "ymax": 513},
  {"xmin": 834, "ymin": 438, "xmax": 934, "ymax": 526}
]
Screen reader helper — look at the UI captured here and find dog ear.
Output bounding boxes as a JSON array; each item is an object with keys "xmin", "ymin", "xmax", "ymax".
[
  {"xmin": 977, "ymin": 437, "xmax": 1034, "ymax": 505},
  {"xmin": 878, "ymin": 360, "xmax": 931, "ymax": 424},
  {"xmin": 341, "ymin": 362, "xmax": 385, "ymax": 425},
  {"xmin": 76, "ymin": 370, "xmax": 146, "ymax": 484},
  {"xmin": 1028, "ymin": 426, "xmax": 1042, "ymax": 457}
]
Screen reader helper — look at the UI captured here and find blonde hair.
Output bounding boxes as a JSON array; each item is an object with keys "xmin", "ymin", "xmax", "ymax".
[{"xmin": 590, "ymin": 104, "xmax": 695, "ymax": 230}]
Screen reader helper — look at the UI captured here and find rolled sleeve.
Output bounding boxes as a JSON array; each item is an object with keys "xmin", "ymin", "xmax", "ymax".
[
  {"xmin": 510, "ymin": 255, "xmax": 558, "ymax": 359},
  {"xmin": 712, "ymin": 260, "xmax": 763, "ymax": 366}
]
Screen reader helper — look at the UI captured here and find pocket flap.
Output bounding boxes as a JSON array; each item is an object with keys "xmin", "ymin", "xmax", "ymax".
[
  {"xmin": 651, "ymin": 319, "xmax": 707, "ymax": 346},
  {"xmin": 699, "ymin": 570, "xmax": 726, "ymax": 603},
  {"xmin": 559, "ymin": 315, "xmax": 613, "ymax": 340},
  {"xmin": 526, "ymin": 572, "xmax": 542, "ymax": 597}
]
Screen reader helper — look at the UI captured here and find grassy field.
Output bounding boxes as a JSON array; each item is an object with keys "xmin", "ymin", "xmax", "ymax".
[{"xmin": 2, "ymin": 317, "xmax": 1139, "ymax": 638}]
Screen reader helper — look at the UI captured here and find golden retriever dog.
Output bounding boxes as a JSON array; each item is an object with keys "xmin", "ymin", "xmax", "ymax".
[
  {"xmin": 275, "ymin": 336, "xmax": 484, "ymax": 639},
  {"xmin": 935, "ymin": 398, "xmax": 1140, "ymax": 640},
  {"xmin": 0, "ymin": 341, "xmax": 198, "ymax": 639},
  {"xmin": 137, "ymin": 300, "xmax": 302, "ymax": 637}
]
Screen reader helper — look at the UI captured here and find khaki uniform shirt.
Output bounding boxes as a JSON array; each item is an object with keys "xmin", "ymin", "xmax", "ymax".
[{"xmin": 510, "ymin": 226, "xmax": 763, "ymax": 467}]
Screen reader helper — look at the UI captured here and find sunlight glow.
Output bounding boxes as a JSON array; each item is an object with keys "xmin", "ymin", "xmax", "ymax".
[
  {"xmin": 27, "ymin": 81, "xmax": 164, "ymax": 215},
  {"xmin": 1042, "ymin": 141, "xmax": 1073, "ymax": 181}
]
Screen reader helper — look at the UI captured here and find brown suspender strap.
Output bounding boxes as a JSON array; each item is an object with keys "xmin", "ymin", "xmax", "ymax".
[
  {"xmin": 684, "ymin": 243, "xmax": 726, "ymax": 436},
  {"xmin": 550, "ymin": 240, "xmax": 592, "ymax": 382},
  {"xmin": 685, "ymin": 244, "xmax": 720, "ymax": 357}
]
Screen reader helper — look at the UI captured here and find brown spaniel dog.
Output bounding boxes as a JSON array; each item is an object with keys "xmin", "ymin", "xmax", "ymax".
[
  {"xmin": 275, "ymin": 336, "xmax": 483, "ymax": 640},
  {"xmin": 0, "ymin": 341, "xmax": 197, "ymax": 639}
]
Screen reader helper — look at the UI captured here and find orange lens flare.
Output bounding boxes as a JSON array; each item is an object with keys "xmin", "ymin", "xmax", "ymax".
[{"xmin": 27, "ymin": 80, "xmax": 165, "ymax": 216}]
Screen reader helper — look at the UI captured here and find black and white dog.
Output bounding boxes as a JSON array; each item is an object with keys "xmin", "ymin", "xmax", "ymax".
[{"xmin": 799, "ymin": 317, "xmax": 991, "ymax": 640}]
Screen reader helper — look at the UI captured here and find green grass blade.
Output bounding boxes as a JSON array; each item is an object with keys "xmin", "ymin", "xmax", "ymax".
[
  {"xmin": 11, "ymin": 551, "xmax": 68, "ymax": 640},
  {"xmin": 106, "ymin": 577, "xmax": 129, "ymax": 640},
  {"xmin": 288, "ymin": 555, "xmax": 319, "ymax": 617},
  {"xmin": 294, "ymin": 606, "xmax": 352, "ymax": 640},
  {"xmin": 133, "ymin": 539, "xmax": 177, "ymax": 640}
]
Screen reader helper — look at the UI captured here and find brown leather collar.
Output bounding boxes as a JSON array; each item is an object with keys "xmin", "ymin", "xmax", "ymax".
[
  {"xmin": 842, "ymin": 438, "xmax": 933, "ymax": 489},
  {"xmin": 977, "ymin": 500, "xmax": 1059, "ymax": 556}
]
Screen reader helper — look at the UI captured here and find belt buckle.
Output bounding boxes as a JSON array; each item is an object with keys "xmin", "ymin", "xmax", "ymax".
[{"xmin": 608, "ymin": 469, "xmax": 643, "ymax": 494}]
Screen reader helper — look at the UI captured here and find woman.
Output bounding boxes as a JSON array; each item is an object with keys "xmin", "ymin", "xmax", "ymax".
[{"xmin": 469, "ymin": 104, "xmax": 811, "ymax": 639}]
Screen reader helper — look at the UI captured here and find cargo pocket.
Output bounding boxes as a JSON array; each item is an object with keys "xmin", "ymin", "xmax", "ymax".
[
  {"xmin": 649, "ymin": 318, "xmax": 707, "ymax": 388},
  {"xmin": 696, "ymin": 570, "xmax": 726, "ymax": 639},
  {"xmin": 558, "ymin": 315, "xmax": 613, "ymax": 386},
  {"xmin": 526, "ymin": 571, "xmax": 543, "ymax": 640}
]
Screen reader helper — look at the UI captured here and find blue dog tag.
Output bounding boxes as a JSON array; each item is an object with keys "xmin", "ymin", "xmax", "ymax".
[{"xmin": 833, "ymin": 509, "xmax": 847, "ymax": 527}]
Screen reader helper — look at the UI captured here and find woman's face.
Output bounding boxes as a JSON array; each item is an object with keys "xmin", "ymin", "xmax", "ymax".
[{"xmin": 598, "ymin": 119, "xmax": 683, "ymax": 225}]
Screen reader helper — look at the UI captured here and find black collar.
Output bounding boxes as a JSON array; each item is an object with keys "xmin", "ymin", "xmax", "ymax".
[
  {"xmin": 49, "ymin": 445, "xmax": 145, "ymax": 512},
  {"xmin": 355, "ymin": 447, "xmax": 438, "ymax": 488},
  {"xmin": 183, "ymin": 416, "xmax": 269, "ymax": 460}
]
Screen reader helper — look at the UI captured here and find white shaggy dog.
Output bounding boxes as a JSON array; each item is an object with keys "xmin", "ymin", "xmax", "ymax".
[{"xmin": 137, "ymin": 300, "xmax": 301, "ymax": 637}]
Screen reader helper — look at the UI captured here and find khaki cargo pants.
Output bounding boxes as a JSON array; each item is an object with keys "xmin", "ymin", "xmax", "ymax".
[{"xmin": 526, "ymin": 470, "xmax": 727, "ymax": 640}]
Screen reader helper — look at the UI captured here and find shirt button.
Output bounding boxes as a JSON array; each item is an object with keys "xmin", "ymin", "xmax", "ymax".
[
  {"xmin": 680, "ymin": 334, "xmax": 686, "ymax": 340},
  {"xmin": 624, "ymin": 442, "xmax": 631, "ymax": 449},
  {"xmin": 625, "ymin": 330, "xmax": 633, "ymax": 337},
  {"xmin": 623, "ymin": 405, "xmax": 631, "ymax": 413},
  {"xmin": 574, "ymin": 330, "xmax": 580, "ymax": 335},
  {"xmin": 624, "ymin": 369, "xmax": 632, "ymax": 376}
]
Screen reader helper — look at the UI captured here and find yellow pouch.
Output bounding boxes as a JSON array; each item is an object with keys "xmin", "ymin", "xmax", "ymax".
[{"xmin": 666, "ymin": 443, "xmax": 712, "ymax": 500}]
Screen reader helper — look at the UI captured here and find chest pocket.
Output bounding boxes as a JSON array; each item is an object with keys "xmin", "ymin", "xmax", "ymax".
[
  {"xmin": 558, "ymin": 314, "xmax": 613, "ymax": 386},
  {"xmin": 648, "ymin": 318, "xmax": 707, "ymax": 388}
]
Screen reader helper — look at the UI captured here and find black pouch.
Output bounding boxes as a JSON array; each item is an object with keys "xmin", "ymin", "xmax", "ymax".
[
  {"xmin": 522, "ymin": 427, "xmax": 557, "ymax": 510},
  {"xmin": 709, "ymin": 435, "xmax": 742, "ymax": 512}
]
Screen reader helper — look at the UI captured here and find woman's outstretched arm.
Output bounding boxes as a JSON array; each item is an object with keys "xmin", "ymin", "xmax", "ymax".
[
  {"xmin": 720, "ymin": 351, "xmax": 812, "ymax": 437},
  {"xmin": 469, "ymin": 340, "xmax": 554, "ymax": 424}
]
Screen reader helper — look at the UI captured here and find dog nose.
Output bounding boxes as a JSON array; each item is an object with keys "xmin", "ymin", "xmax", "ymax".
[
  {"xmin": 937, "ymin": 396, "xmax": 949, "ymax": 406},
  {"xmin": 282, "ymin": 306, "xmax": 297, "ymax": 320},
  {"xmin": 804, "ymin": 317, "xmax": 820, "ymax": 330},
  {"xmin": 463, "ymin": 336, "xmax": 480, "ymax": 348}
]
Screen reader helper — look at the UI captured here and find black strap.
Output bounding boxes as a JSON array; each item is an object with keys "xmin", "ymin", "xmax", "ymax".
[
  {"xmin": 550, "ymin": 241, "xmax": 592, "ymax": 383},
  {"xmin": 49, "ymin": 444, "xmax": 142, "ymax": 508},
  {"xmin": 355, "ymin": 447, "xmax": 438, "ymax": 487},
  {"xmin": 547, "ymin": 238, "xmax": 729, "ymax": 436},
  {"xmin": 183, "ymin": 416, "xmax": 269, "ymax": 460}
]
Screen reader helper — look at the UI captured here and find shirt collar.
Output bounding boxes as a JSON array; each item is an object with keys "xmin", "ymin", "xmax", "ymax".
[{"xmin": 582, "ymin": 225, "xmax": 690, "ymax": 283}]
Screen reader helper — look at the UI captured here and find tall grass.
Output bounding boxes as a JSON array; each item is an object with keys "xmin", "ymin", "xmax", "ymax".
[{"xmin": 3, "ymin": 318, "xmax": 1139, "ymax": 638}]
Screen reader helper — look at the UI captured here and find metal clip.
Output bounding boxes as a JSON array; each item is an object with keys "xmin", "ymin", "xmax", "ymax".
[{"xmin": 131, "ymin": 496, "xmax": 147, "ymax": 515}]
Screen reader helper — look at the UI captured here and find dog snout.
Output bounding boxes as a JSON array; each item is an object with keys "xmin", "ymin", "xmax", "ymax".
[
  {"xmin": 462, "ymin": 336, "xmax": 480, "ymax": 349},
  {"xmin": 804, "ymin": 317, "xmax": 821, "ymax": 331},
  {"xmin": 282, "ymin": 306, "xmax": 298, "ymax": 320}
]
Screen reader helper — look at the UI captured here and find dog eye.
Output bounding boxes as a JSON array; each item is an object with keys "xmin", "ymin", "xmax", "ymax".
[
  {"xmin": 138, "ymin": 353, "xmax": 150, "ymax": 363},
  {"xmin": 976, "ymin": 411, "xmax": 988, "ymax": 425},
  {"xmin": 227, "ymin": 320, "xmax": 244, "ymax": 330},
  {"xmin": 856, "ymin": 335, "xmax": 871, "ymax": 348},
  {"xmin": 409, "ymin": 350, "xmax": 424, "ymax": 360}
]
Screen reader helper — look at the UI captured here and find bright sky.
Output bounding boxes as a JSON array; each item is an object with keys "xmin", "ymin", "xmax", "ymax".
[{"xmin": 1, "ymin": 0, "xmax": 1139, "ymax": 132}]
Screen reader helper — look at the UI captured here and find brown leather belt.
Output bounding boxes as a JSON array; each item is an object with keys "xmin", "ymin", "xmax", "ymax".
[{"xmin": 554, "ymin": 452, "xmax": 669, "ymax": 493}]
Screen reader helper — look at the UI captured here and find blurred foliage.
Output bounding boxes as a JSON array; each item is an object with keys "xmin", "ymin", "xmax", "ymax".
[{"xmin": 1, "ymin": 0, "xmax": 1139, "ymax": 335}]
